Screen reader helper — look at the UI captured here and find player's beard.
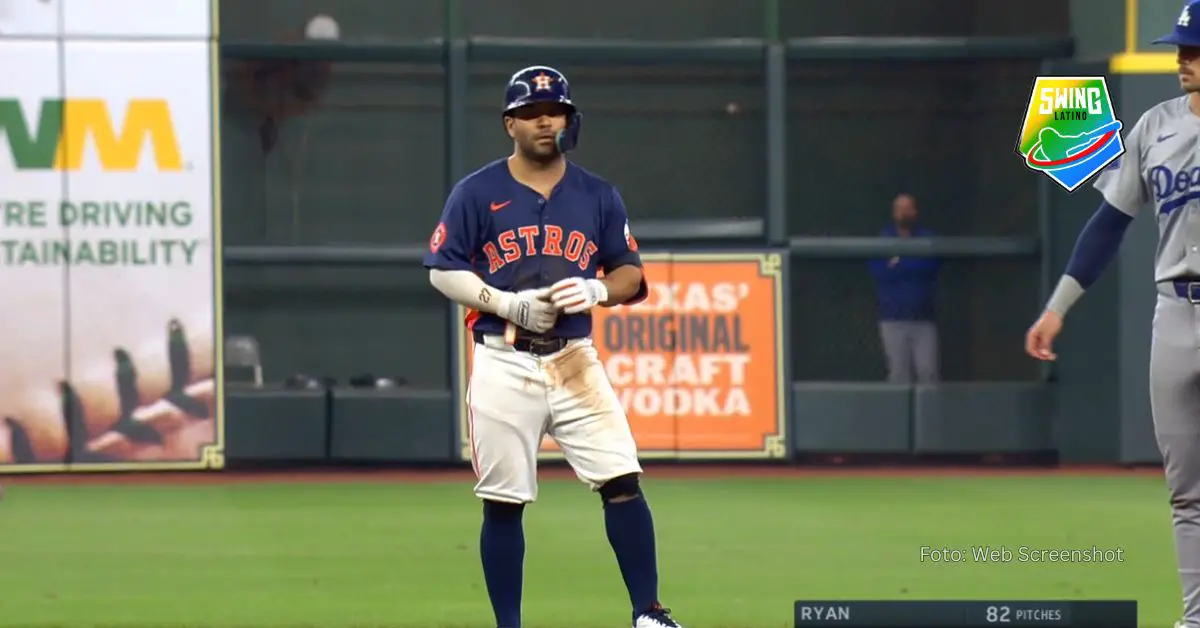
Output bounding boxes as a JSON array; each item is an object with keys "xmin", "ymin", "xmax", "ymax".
[{"xmin": 516, "ymin": 135, "xmax": 561, "ymax": 165}]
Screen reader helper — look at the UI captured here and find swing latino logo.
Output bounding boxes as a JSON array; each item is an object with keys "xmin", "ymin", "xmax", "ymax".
[{"xmin": 1016, "ymin": 77, "xmax": 1124, "ymax": 193}]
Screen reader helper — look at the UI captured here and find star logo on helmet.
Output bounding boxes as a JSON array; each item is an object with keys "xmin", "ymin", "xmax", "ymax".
[
  {"xmin": 532, "ymin": 72, "xmax": 554, "ymax": 91},
  {"xmin": 1181, "ymin": 5, "xmax": 1192, "ymax": 26}
]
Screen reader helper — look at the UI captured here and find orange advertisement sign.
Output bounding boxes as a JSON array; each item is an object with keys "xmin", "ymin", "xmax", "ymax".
[{"xmin": 456, "ymin": 251, "xmax": 788, "ymax": 460}]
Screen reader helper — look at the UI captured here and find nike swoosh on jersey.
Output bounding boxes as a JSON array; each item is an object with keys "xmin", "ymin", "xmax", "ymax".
[
  {"xmin": 1158, "ymin": 133, "xmax": 1178, "ymax": 142},
  {"xmin": 490, "ymin": 200, "xmax": 512, "ymax": 212}
]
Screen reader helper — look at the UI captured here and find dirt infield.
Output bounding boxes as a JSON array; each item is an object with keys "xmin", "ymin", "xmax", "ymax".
[{"xmin": 0, "ymin": 463, "xmax": 1164, "ymax": 487}]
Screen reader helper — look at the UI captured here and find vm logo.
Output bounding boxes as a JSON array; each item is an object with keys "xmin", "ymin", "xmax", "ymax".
[{"xmin": 0, "ymin": 98, "xmax": 184, "ymax": 171}]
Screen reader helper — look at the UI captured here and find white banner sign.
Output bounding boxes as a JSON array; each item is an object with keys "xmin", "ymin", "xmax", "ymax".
[{"xmin": 0, "ymin": 1, "xmax": 222, "ymax": 471}]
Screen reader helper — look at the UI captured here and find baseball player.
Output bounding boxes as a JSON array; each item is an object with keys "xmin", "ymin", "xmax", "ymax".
[
  {"xmin": 1025, "ymin": 4, "xmax": 1200, "ymax": 627},
  {"xmin": 422, "ymin": 66, "xmax": 683, "ymax": 628}
]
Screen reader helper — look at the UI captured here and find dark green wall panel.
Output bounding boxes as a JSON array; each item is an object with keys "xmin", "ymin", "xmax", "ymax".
[
  {"xmin": 460, "ymin": 0, "xmax": 764, "ymax": 38},
  {"xmin": 1137, "ymin": 0, "xmax": 1185, "ymax": 53},
  {"xmin": 782, "ymin": 0, "xmax": 1069, "ymax": 38},
  {"xmin": 218, "ymin": 0, "xmax": 444, "ymax": 39},
  {"xmin": 791, "ymin": 383, "xmax": 911, "ymax": 453},
  {"xmin": 224, "ymin": 389, "xmax": 329, "ymax": 461},
  {"xmin": 1068, "ymin": 0, "xmax": 1125, "ymax": 59},
  {"xmin": 912, "ymin": 383, "xmax": 1053, "ymax": 452},
  {"xmin": 329, "ymin": 389, "xmax": 455, "ymax": 462}
]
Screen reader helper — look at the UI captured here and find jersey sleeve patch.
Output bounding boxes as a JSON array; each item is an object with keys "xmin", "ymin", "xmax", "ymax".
[
  {"xmin": 624, "ymin": 220, "xmax": 638, "ymax": 252},
  {"xmin": 430, "ymin": 222, "xmax": 448, "ymax": 253}
]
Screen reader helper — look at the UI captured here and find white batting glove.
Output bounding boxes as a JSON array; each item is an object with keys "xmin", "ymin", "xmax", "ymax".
[
  {"xmin": 549, "ymin": 278, "xmax": 608, "ymax": 315},
  {"xmin": 497, "ymin": 288, "xmax": 558, "ymax": 333}
]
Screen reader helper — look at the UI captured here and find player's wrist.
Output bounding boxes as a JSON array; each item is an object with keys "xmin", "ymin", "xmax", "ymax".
[
  {"xmin": 1044, "ymin": 275, "xmax": 1083, "ymax": 320},
  {"xmin": 589, "ymin": 279, "xmax": 610, "ymax": 305},
  {"xmin": 493, "ymin": 290, "xmax": 517, "ymax": 319}
]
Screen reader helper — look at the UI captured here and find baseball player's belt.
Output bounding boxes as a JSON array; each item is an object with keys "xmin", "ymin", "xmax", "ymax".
[
  {"xmin": 474, "ymin": 330, "xmax": 571, "ymax": 356},
  {"xmin": 1172, "ymin": 278, "xmax": 1200, "ymax": 303}
]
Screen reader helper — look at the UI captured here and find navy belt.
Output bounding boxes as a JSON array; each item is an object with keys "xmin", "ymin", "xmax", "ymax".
[
  {"xmin": 1173, "ymin": 279, "xmax": 1200, "ymax": 303},
  {"xmin": 473, "ymin": 330, "xmax": 575, "ymax": 356}
]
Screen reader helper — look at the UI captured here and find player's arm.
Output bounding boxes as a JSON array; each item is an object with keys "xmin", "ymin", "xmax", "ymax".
[
  {"xmin": 423, "ymin": 186, "xmax": 557, "ymax": 331},
  {"xmin": 548, "ymin": 186, "xmax": 648, "ymax": 314},
  {"xmin": 1043, "ymin": 117, "xmax": 1149, "ymax": 318},
  {"xmin": 423, "ymin": 186, "xmax": 511, "ymax": 315},
  {"xmin": 1044, "ymin": 201, "xmax": 1136, "ymax": 316},
  {"xmin": 598, "ymin": 264, "xmax": 644, "ymax": 307},
  {"xmin": 595, "ymin": 186, "xmax": 648, "ymax": 306},
  {"xmin": 424, "ymin": 184, "xmax": 489, "ymax": 301}
]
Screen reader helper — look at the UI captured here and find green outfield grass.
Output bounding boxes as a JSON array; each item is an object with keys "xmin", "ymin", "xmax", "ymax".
[{"xmin": 0, "ymin": 472, "xmax": 1180, "ymax": 627}]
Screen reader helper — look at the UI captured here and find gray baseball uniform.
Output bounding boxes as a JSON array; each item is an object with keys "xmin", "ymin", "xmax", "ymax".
[{"xmin": 1092, "ymin": 94, "xmax": 1200, "ymax": 625}]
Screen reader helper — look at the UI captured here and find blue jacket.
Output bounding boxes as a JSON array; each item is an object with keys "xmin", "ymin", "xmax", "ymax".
[{"xmin": 868, "ymin": 225, "xmax": 940, "ymax": 322}]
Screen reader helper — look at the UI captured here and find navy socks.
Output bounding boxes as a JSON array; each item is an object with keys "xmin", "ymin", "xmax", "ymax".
[
  {"xmin": 479, "ymin": 495, "xmax": 661, "ymax": 625},
  {"xmin": 603, "ymin": 494, "xmax": 661, "ymax": 615},
  {"xmin": 480, "ymin": 501, "xmax": 525, "ymax": 628}
]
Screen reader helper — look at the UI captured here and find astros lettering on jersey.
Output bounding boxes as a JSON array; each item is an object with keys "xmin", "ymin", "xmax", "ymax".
[{"xmin": 426, "ymin": 158, "xmax": 647, "ymax": 338}]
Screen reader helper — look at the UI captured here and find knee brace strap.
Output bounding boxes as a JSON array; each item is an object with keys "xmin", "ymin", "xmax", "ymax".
[
  {"xmin": 598, "ymin": 473, "xmax": 641, "ymax": 502},
  {"xmin": 483, "ymin": 499, "xmax": 525, "ymax": 521}
]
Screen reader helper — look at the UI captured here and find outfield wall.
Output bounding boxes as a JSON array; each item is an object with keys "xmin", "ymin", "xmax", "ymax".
[
  {"xmin": 3, "ymin": 1, "xmax": 1174, "ymax": 474},
  {"xmin": 218, "ymin": 381, "xmax": 1060, "ymax": 468}
]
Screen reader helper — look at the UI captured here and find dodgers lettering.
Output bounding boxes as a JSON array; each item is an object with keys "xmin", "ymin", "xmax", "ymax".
[
  {"xmin": 483, "ymin": 224, "xmax": 599, "ymax": 273},
  {"xmin": 797, "ymin": 606, "xmax": 851, "ymax": 622},
  {"xmin": 1150, "ymin": 165, "xmax": 1200, "ymax": 213}
]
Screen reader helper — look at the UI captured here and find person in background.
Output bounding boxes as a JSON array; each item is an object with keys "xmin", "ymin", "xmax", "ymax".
[{"xmin": 868, "ymin": 193, "xmax": 941, "ymax": 383}]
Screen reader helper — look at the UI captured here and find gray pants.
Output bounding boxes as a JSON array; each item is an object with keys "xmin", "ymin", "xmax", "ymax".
[
  {"xmin": 879, "ymin": 321, "xmax": 939, "ymax": 383},
  {"xmin": 1151, "ymin": 287, "xmax": 1200, "ymax": 626}
]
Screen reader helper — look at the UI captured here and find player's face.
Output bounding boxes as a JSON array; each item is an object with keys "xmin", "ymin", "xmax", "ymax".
[
  {"xmin": 1177, "ymin": 46, "xmax": 1200, "ymax": 92},
  {"xmin": 505, "ymin": 102, "xmax": 570, "ymax": 162}
]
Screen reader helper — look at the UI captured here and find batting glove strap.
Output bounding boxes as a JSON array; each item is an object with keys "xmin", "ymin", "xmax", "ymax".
[{"xmin": 500, "ymin": 288, "xmax": 557, "ymax": 333}]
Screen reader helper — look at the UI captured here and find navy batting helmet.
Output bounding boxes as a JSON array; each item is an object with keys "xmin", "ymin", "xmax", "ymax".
[
  {"xmin": 502, "ymin": 65, "xmax": 582, "ymax": 152},
  {"xmin": 1154, "ymin": 0, "xmax": 1200, "ymax": 47}
]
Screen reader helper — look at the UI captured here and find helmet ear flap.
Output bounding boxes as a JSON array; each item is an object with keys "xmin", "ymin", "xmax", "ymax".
[{"xmin": 555, "ymin": 112, "xmax": 582, "ymax": 153}]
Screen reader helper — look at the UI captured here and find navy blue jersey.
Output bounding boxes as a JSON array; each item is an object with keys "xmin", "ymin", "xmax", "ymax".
[{"xmin": 423, "ymin": 158, "xmax": 648, "ymax": 338}]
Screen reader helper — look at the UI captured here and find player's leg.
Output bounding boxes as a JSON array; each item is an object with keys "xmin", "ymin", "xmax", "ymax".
[
  {"xmin": 1149, "ymin": 292, "xmax": 1200, "ymax": 627},
  {"xmin": 543, "ymin": 340, "xmax": 681, "ymax": 627},
  {"xmin": 911, "ymin": 321, "xmax": 940, "ymax": 383},
  {"xmin": 879, "ymin": 321, "xmax": 914, "ymax": 383},
  {"xmin": 468, "ymin": 339, "xmax": 552, "ymax": 628}
]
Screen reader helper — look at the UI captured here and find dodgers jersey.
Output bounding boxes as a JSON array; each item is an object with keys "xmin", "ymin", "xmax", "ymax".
[
  {"xmin": 423, "ymin": 158, "xmax": 648, "ymax": 338},
  {"xmin": 1093, "ymin": 95, "xmax": 1200, "ymax": 282}
]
